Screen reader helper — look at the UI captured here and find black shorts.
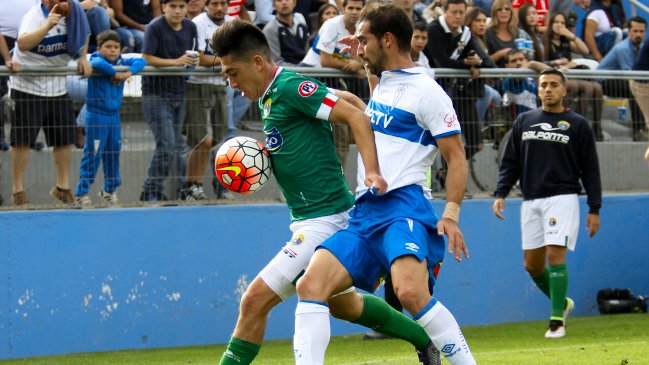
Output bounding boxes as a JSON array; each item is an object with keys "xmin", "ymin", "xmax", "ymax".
[{"xmin": 10, "ymin": 89, "xmax": 75, "ymax": 147}]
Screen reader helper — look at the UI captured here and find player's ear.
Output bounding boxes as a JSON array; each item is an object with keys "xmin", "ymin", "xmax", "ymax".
[{"xmin": 252, "ymin": 54, "xmax": 265, "ymax": 70}]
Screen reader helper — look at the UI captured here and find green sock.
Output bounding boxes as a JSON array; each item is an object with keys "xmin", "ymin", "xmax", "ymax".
[
  {"xmin": 219, "ymin": 337, "xmax": 261, "ymax": 365},
  {"xmin": 531, "ymin": 268, "xmax": 551, "ymax": 298},
  {"xmin": 549, "ymin": 264, "xmax": 569, "ymax": 321},
  {"xmin": 352, "ymin": 294, "xmax": 430, "ymax": 350}
]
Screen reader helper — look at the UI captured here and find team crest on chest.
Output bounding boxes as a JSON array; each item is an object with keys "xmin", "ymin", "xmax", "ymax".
[
  {"xmin": 263, "ymin": 98, "xmax": 272, "ymax": 118},
  {"xmin": 298, "ymin": 81, "xmax": 318, "ymax": 97}
]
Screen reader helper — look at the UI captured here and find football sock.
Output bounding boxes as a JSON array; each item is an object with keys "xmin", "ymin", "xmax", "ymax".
[
  {"xmin": 415, "ymin": 298, "xmax": 476, "ymax": 365},
  {"xmin": 351, "ymin": 294, "xmax": 430, "ymax": 350},
  {"xmin": 531, "ymin": 268, "xmax": 551, "ymax": 298},
  {"xmin": 549, "ymin": 264, "xmax": 569, "ymax": 321},
  {"xmin": 218, "ymin": 337, "xmax": 260, "ymax": 365},
  {"xmin": 294, "ymin": 300, "xmax": 330, "ymax": 365}
]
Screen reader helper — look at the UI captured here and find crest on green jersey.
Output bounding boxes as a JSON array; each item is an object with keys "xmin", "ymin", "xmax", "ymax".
[{"xmin": 263, "ymin": 98, "xmax": 272, "ymax": 118}]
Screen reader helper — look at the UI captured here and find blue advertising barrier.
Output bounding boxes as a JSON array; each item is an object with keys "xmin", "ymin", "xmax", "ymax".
[{"xmin": 0, "ymin": 194, "xmax": 647, "ymax": 359}]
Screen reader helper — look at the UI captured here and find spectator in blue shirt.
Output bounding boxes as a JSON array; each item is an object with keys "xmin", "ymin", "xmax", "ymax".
[{"xmin": 597, "ymin": 16, "xmax": 647, "ymax": 141}]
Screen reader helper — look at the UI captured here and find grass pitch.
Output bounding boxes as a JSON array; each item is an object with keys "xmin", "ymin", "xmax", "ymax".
[{"xmin": 2, "ymin": 314, "xmax": 648, "ymax": 364}]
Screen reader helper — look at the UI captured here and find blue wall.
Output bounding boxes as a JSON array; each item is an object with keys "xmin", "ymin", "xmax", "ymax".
[{"xmin": 0, "ymin": 194, "xmax": 648, "ymax": 359}]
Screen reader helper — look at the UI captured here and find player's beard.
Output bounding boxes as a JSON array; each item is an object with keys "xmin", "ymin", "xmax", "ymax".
[{"xmin": 363, "ymin": 44, "xmax": 385, "ymax": 75}]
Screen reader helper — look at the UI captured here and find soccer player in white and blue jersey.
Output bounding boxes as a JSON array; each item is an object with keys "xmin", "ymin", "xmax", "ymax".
[{"xmin": 294, "ymin": 3, "xmax": 477, "ymax": 365}]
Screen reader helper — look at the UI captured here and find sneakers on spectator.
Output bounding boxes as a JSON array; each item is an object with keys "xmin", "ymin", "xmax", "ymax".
[
  {"xmin": 33, "ymin": 141, "xmax": 45, "ymax": 151},
  {"xmin": 417, "ymin": 341, "xmax": 441, "ymax": 365},
  {"xmin": 49, "ymin": 186, "xmax": 74, "ymax": 204},
  {"xmin": 75, "ymin": 195, "xmax": 91, "ymax": 206},
  {"xmin": 181, "ymin": 183, "xmax": 207, "ymax": 201},
  {"xmin": 140, "ymin": 191, "xmax": 168, "ymax": 202},
  {"xmin": 0, "ymin": 141, "xmax": 8, "ymax": 151},
  {"xmin": 12, "ymin": 191, "xmax": 29, "ymax": 206},
  {"xmin": 544, "ymin": 319, "xmax": 566, "ymax": 339},
  {"xmin": 99, "ymin": 190, "xmax": 118, "ymax": 204}
]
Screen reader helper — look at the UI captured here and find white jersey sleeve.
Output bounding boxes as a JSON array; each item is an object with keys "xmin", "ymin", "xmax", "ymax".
[{"xmin": 419, "ymin": 80, "xmax": 462, "ymax": 140}]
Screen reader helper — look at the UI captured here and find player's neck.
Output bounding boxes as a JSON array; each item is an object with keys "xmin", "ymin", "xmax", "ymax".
[
  {"xmin": 385, "ymin": 52, "xmax": 417, "ymax": 71},
  {"xmin": 262, "ymin": 64, "xmax": 280, "ymax": 94},
  {"xmin": 542, "ymin": 104, "xmax": 566, "ymax": 113}
]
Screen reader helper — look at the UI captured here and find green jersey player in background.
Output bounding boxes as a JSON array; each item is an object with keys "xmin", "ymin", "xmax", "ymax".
[{"xmin": 212, "ymin": 20, "xmax": 441, "ymax": 365}]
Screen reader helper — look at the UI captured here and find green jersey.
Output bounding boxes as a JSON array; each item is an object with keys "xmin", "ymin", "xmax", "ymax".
[{"xmin": 260, "ymin": 67, "xmax": 354, "ymax": 221}]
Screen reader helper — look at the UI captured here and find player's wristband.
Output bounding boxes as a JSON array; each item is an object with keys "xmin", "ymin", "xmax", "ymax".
[{"xmin": 442, "ymin": 202, "xmax": 460, "ymax": 223}]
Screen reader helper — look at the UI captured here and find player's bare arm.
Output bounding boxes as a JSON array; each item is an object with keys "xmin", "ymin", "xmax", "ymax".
[
  {"xmin": 436, "ymin": 134, "xmax": 469, "ymax": 261},
  {"xmin": 329, "ymin": 99, "xmax": 387, "ymax": 194},
  {"xmin": 333, "ymin": 90, "xmax": 366, "ymax": 111}
]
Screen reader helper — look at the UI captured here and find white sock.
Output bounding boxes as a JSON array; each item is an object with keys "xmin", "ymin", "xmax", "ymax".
[
  {"xmin": 294, "ymin": 300, "xmax": 331, "ymax": 365},
  {"xmin": 415, "ymin": 299, "xmax": 476, "ymax": 365}
]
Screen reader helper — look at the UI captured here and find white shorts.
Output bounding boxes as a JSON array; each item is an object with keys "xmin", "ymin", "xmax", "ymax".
[
  {"xmin": 520, "ymin": 194, "xmax": 580, "ymax": 251},
  {"xmin": 258, "ymin": 210, "xmax": 350, "ymax": 300}
]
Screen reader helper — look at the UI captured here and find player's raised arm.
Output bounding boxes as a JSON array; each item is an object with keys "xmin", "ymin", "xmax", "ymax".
[{"xmin": 329, "ymin": 98, "xmax": 387, "ymax": 194}]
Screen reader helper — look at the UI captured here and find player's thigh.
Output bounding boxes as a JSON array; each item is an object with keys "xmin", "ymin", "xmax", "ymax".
[
  {"xmin": 319, "ymin": 227, "xmax": 383, "ymax": 294},
  {"xmin": 383, "ymin": 219, "xmax": 444, "ymax": 294},
  {"xmin": 258, "ymin": 212, "xmax": 348, "ymax": 300},
  {"xmin": 521, "ymin": 199, "xmax": 545, "ymax": 250},
  {"xmin": 541, "ymin": 194, "xmax": 580, "ymax": 250}
]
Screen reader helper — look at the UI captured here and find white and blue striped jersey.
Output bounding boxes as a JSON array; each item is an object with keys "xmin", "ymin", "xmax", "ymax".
[{"xmin": 356, "ymin": 66, "xmax": 461, "ymax": 195}]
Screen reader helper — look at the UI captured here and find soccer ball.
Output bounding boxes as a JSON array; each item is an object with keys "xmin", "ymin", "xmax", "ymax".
[{"xmin": 214, "ymin": 136, "xmax": 272, "ymax": 194}]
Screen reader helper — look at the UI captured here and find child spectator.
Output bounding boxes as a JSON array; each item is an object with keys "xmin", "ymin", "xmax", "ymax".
[
  {"xmin": 411, "ymin": 21, "xmax": 432, "ymax": 71},
  {"xmin": 75, "ymin": 31, "xmax": 145, "ymax": 205},
  {"xmin": 140, "ymin": 0, "xmax": 198, "ymax": 202}
]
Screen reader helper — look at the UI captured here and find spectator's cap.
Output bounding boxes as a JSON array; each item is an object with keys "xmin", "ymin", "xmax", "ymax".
[{"xmin": 160, "ymin": 0, "xmax": 189, "ymax": 3}]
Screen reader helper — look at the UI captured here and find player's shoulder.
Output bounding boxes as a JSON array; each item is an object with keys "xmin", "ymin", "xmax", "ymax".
[{"xmin": 274, "ymin": 69, "xmax": 325, "ymax": 98}]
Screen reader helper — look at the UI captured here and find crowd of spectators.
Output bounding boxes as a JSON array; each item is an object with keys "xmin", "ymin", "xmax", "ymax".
[{"xmin": 0, "ymin": 0, "xmax": 648, "ymax": 207}]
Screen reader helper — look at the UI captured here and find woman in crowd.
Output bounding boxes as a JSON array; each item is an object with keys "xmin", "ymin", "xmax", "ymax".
[
  {"xmin": 486, "ymin": 0, "xmax": 530, "ymax": 67},
  {"xmin": 307, "ymin": 3, "xmax": 339, "ymax": 47},
  {"xmin": 518, "ymin": 3, "xmax": 544, "ymax": 62},
  {"xmin": 545, "ymin": 12, "xmax": 605, "ymax": 140},
  {"xmin": 467, "ymin": 6, "xmax": 502, "ymax": 126}
]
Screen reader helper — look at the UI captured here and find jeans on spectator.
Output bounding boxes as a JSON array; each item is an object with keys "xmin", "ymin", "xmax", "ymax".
[
  {"xmin": 476, "ymin": 84, "xmax": 502, "ymax": 126},
  {"xmin": 595, "ymin": 29, "xmax": 622, "ymax": 58},
  {"xmin": 66, "ymin": 75, "xmax": 88, "ymax": 127},
  {"xmin": 117, "ymin": 27, "xmax": 144, "ymax": 53},
  {"xmin": 141, "ymin": 95, "xmax": 187, "ymax": 195},
  {"xmin": 86, "ymin": 6, "xmax": 111, "ymax": 52},
  {"xmin": 227, "ymin": 86, "xmax": 252, "ymax": 132}
]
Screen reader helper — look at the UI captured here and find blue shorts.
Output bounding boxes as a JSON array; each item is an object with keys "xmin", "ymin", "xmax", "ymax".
[{"xmin": 319, "ymin": 185, "xmax": 445, "ymax": 293}]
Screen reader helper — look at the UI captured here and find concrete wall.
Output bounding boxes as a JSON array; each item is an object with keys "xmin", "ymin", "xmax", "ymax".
[{"xmin": 0, "ymin": 194, "xmax": 648, "ymax": 359}]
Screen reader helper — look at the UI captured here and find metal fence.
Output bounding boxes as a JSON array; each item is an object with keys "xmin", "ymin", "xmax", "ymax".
[{"xmin": 1, "ymin": 66, "xmax": 648, "ymax": 210}]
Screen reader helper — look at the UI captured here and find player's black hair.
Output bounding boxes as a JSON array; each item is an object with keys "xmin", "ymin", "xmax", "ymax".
[
  {"xmin": 358, "ymin": 2, "xmax": 412, "ymax": 53},
  {"xmin": 97, "ymin": 30, "xmax": 121, "ymax": 48},
  {"xmin": 211, "ymin": 19, "xmax": 272, "ymax": 61},
  {"xmin": 539, "ymin": 68, "xmax": 567, "ymax": 85}
]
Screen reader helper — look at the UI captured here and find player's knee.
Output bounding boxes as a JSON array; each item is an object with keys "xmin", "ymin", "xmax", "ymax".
[
  {"xmin": 295, "ymin": 273, "xmax": 320, "ymax": 300},
  {"xmin": 239, "ymin": 284, "xmax": 272, "ymax": 316},
  {"xmin": 523, "ymin": 260, "xmax": 544, "ymax": 276}
]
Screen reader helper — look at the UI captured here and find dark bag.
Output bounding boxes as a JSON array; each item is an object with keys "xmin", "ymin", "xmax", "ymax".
[{"xmin": 597, "ymin": 288, "xmax": 647, "ymax": 314}]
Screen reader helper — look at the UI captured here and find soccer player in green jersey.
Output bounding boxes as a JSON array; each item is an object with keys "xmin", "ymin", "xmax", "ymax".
[{"xmin": 212, "ymin": 20, "xmax": 440, "ymax": 365}]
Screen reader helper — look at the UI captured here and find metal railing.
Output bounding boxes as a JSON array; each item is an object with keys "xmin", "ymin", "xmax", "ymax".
[{"xmin": 1, "ymin": 66, "xmax": 648, "ymax": 210}]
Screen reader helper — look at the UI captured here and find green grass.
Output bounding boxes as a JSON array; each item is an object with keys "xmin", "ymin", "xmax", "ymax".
[{"xmin": 2, "ymin": 314, "xmax": 648, "ymax": 364}]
